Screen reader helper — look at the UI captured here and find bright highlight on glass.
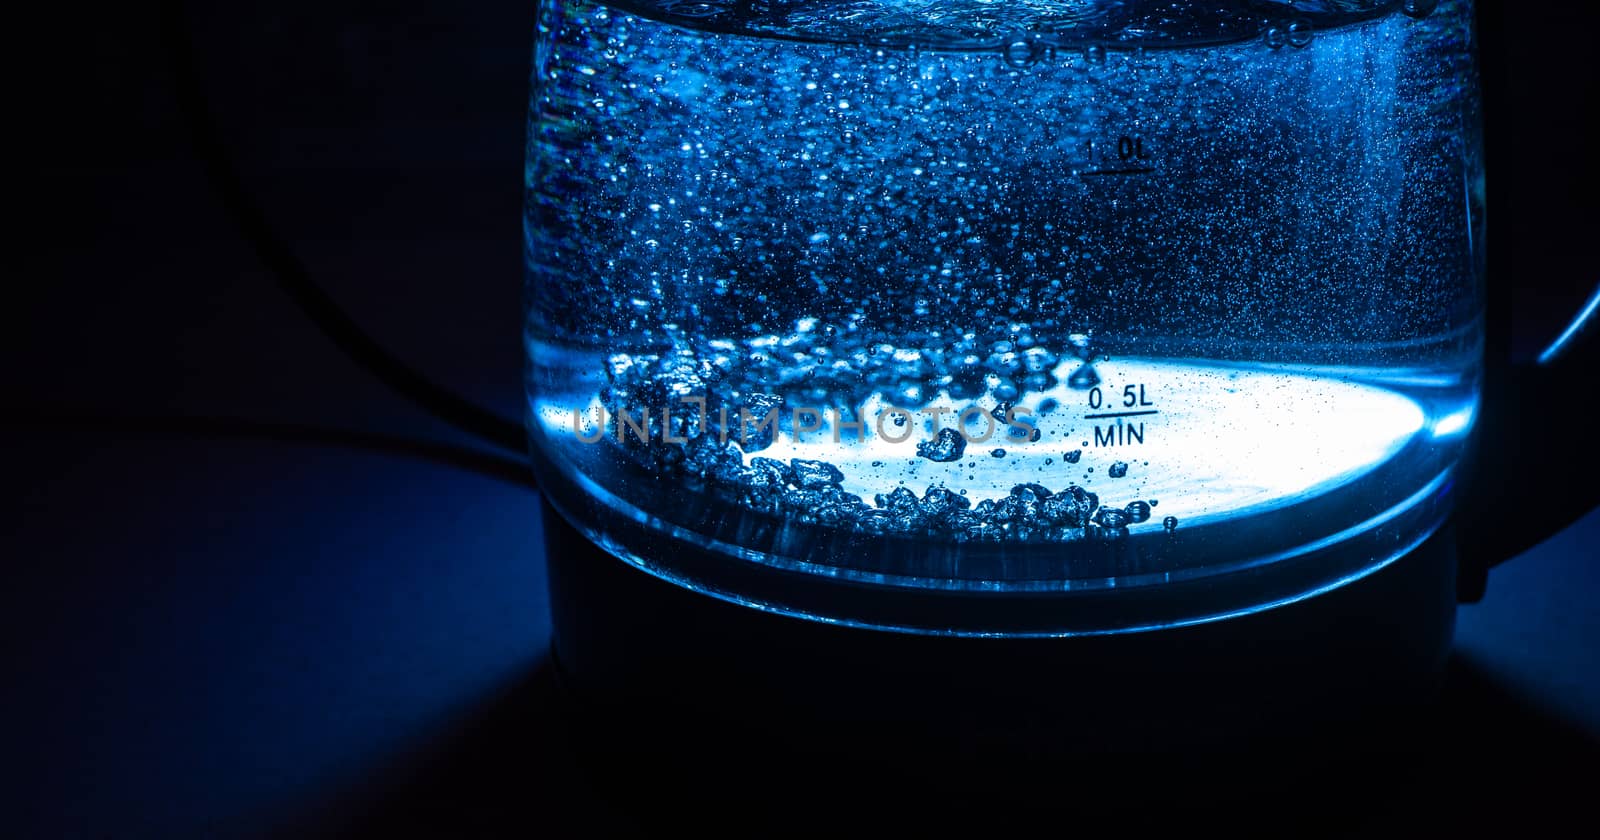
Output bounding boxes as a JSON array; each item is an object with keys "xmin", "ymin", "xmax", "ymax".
[{"xmin": 1537, "ymin": 282, "xmax": 1600, "ymax": 366}]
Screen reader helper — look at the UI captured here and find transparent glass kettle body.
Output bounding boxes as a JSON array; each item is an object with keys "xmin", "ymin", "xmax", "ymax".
[{"xmin": 524, "ymin": 0, "xmax": 1484, "ymax": 635}]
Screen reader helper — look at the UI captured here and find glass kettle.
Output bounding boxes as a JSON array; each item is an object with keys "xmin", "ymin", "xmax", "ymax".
[
  {"xmin": 526, "ymin": 0, "xmax": 1493, "ymax": 632},
  {"xmin": 522, "ymin": 0, "xmax": 1595, "ymax": 761}
]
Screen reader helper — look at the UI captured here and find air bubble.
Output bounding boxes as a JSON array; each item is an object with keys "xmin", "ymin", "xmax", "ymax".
[
  {"xmin": 1263, "ymin": 26, "xmax": 1287, "ymax": 50},
  {"xmin": 674, "ymin": 1, "xmax": 727, "ymax": 18},
  {"xmin": 1402, "ymin": 0, "xmax": 1438, "ymax": 19},
  {"xmin": 1094, "ymin": 507, "xmax": 1131, "ymax": 529},
  {"xmin": 1003, "ymin": 39, "xmax": 1044, "ymax": 69},
  {"xmin": 1067, "ymin": 364, "xmax": 1100, "ymax": 390},
  {"xmin": 1084, "ymin": 45, "xmax": 1106, "ymax": 65},
  {"xmin": 917, "ymin": 428, "xmax": 967, "ymax": 462},
  {"xmin": 1163, "ymin": 516, "xmax": 1179, "ymax": 532},
  {"xmin": 1067, "ymin": 333, "xmax": 1094, "ymax": 362},
  {"xmin": 1124, "ymin": 501, "xmax": 1152, "ymax": 523},
  {"xmin": 1287, "ymin": 19, "xmax": 1312, "ymax": 48}
]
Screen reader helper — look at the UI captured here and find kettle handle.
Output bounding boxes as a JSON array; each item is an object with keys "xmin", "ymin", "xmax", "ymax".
[
  {"xmin": 1453, "ymin": 0, "xmax": 1599, "ymax": 601},
  {"xmin": 1452, "ymin": 282, "xmax": 1600, "ymax": 601}
]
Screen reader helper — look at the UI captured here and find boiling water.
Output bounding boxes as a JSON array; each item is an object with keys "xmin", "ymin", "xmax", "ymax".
[{"xmin": 524, "ymin": 0, "xmax": 1483, "ymax": 633}]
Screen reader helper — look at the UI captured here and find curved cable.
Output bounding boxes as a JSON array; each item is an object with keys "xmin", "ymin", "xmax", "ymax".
[
  {"xmin": 159, "ymin": 0, "xmax": 530, "ymax": 460},
  {"xmin": 9, "ymin": 415, "xmax": 535, "ymax": 490}
]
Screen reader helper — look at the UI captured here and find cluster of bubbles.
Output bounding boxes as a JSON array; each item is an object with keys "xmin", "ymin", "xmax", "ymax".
[
  {"xmin": 668, "ymin": 437, "xmax": 1173, "ymax": 542},
  {"xmin": 531, "ymin": 0, "xmax": 1466, "ymax": 393},
  {"xmin": 597, "ymin": 336, "xmax": 1172, "ymax": 543},
  {"xmin": 613, "ymin": 317, "xmax": 1103, "ymax": 423}
]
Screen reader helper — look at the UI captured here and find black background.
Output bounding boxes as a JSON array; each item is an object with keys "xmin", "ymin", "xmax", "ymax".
[{"xmin": 7, "ymin": 0, "xmax": 1597, "ymax": 835}]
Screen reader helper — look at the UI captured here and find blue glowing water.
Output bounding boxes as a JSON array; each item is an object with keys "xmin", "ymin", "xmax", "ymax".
[{"xmin": 523, "ymin": 0, "xmax": 1483, "ymax": 630}]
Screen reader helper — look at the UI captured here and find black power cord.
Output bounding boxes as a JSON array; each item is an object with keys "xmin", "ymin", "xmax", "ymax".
[
  {"xmin": 159, "ymin": 0, "xmax": 531, "ymax": 463},
  {"xmin": 13, "ymin": 414, "xmax": 535, "ymax": 489}
]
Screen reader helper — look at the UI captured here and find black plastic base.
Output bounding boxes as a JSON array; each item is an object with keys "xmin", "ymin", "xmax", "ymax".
[{"xmin": 543, "ymin": 497, "xmax": 1458, "ymax": 825}]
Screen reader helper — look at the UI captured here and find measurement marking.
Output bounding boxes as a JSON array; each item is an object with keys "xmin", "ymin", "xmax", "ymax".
[
  {"xmin": 1082, "ymin": 409, "xmax": 1161, "ymax": 420},
  {"xmin": 1082, "ymin": 167, "xmax": 1156, "ymax": 177}
]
